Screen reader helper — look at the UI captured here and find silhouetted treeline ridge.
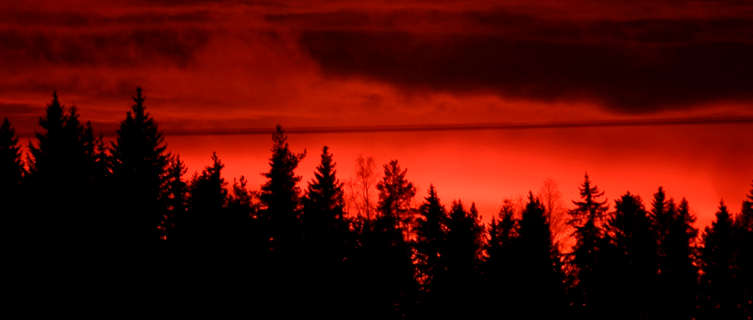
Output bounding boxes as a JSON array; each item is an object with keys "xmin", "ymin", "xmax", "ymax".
[{"xmin": 1, "ymin": 89, "xmax": 752, "ymax": 319}]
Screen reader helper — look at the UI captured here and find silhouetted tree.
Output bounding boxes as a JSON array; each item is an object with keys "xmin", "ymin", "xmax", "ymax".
[
  {"xmin": 182, "ymin": 153, "xmax": 228, "ymax": 241},
  {"xmin": 738, "ymin": 183, "xmax": 753, "ymax": 319},
  {"xmin": 354, "ymin": 160, "xmax": 417, "ymax": 319},
  {"xmin": 513, "ymin": 192, "xmax": 568, "ymax": 318},
  {"xmin": 699, "ymin": 201, "xmax": 740, "ymax": 319},
  {"xmin": 435, "ymin": 200, "xmax": 483, "ymax": 317},
  {"xmin": 302, "ymin": 146, "xmax": 351, "ymax": 264},
  {"xmin": 259, "ymin": 125, "xmax": 304, "ymax": 254},
  {"xmin": 607, "ymin": 192, "xmax": 658, "ymax": 319},
  {"xmin": 110, "ymin": 87, "xmax": 169, "ymax": 240},
  {"xmin": 414, "ymin": 185, "xmax": 447, "ymax": 295},
  {"xmin": 162, "ymin": 155, "xmax": 188, "ymax": 240},
  {"xmin": 660, "ymin": 198, "xmax": 699, "ymax": 319},
  {"xmin": 27, "ymin": 92, "xmax": 100, "ymax": 241},
  {"xmin": 481, "ymin": 200, "xmax": 518, "ymax": 315},
  {"xmin": 0, "ymin": 118, "xmax": 25, "ymax": 238},
  {"xmin": 567, "ymin": 173, "xmax": 609, "ymax": 317},
  {"xmin": 225, "ymin": 176, "xmax": 260, "ymax": 244}
]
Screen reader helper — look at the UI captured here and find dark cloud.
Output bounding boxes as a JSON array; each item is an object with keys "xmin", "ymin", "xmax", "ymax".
[
  {"xmin": 0, "ymin": 28, "xmax": 211, "ymax": 68},
  {"xmin": 293, "ymin": 10, "xmax": 753, "ymax": 112}
]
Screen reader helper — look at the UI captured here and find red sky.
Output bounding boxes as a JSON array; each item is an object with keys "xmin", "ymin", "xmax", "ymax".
[{"xmin": 2, "ymin": 0, "xmax": 753, "ymax": 229}]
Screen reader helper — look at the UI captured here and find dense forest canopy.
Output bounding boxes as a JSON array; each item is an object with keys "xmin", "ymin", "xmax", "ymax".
[{"xmin": 1, "ymin": 89, "xmax": 752, "ymax": 319}]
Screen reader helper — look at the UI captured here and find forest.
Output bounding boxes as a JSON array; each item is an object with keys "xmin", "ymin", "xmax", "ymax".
[{"xmin": 1, "ymin": 88, "xmax": 752, "ymax": 319}]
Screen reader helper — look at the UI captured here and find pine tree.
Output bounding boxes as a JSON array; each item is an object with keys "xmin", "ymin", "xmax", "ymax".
[
  {"xmin": 354, "ymin": 159, "xmax": 417, "ymax": 319},
  {"xmin": 738, "ymin": 183, "xmax": 753, "ymax": 319},
  {"xmin": 567, "ymin": 173, "xmax": 609, "ymax": 317},
  {"xmin": 414, "ymin": 185, "xmax": 447, "ymax": 293},
  {"xmin": 28, "ymin": 92, "xmax": 99, "ymax": 241},
  {"xmin": 607, "ymin": 192, "xmax": 658, "ymax": 318},
  {"xmin": 661, "ymin": 198, "xmax": 699, "ymax": 319},
  {"xmin": 162, "ymin": 155, "xmax": 188, "ymax": 240},
  {"xmin": 437, "ymin": 200, "xmax": 483, "ymax": 317},
  {"xmin": 0, "ymin": 118, "xmax": 24, "ymax": 198},
  {"xmin": 0, "ymin": 118, "xmax": 26, "ymax": 239},
  {"xmin": 259, "ymin": 125, "xmax": 304, "ymax": 253},
  {"xmin": 184, "ymin": 152, "xmax": 228, "ymax": 241},
  {"xmin": 514, "ymin": 192, "xmax": 568, "ymax": 318},
  {"xmin": 699, "ymin": 201, "xmax": 740, "ymax": 319},
  {"xmin": 110, "ymin": 87, "xmax": 169, "ymax": 240},
  {"xmin": 302, "ymin": 146, "xmax": 350, "ymax": 263},
  {"xmin": 481, "ymin": 200, "xmax": 517, "ymax": 315}
]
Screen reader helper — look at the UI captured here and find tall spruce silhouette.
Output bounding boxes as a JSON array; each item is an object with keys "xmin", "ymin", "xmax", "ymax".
[
  {"xmin": 437, "ymin": 200, "xmax": 483, "ymax": 317},
  {"xmin": 110, "ymin": 88, "xmax": 169, "ymax": 240},
  {"xmin": 738, "ymin": 183, "xmax": 753, "ymax": 319},
  {"xmin": 182, "ymin": 153, "xmax": 228, "ymax": 241},
  {"xmin": 302, "ymin": 146, "xmax": 351, "ymax": 264},
  {"xmin": 259, "ymin": 125, "xmax": 304, "ymax": 254},
  {"xmin": 162, "ymin": 155, "xmax": 188, "ymax": 240},
  {"xmin": 567, "ymin": 173, "xmax": 609, "ymax": 318},
  {"xmin": 607, "ymin": 192, "xmax": 659, "ymax": 319},
  {"xmin": 481, "ymin": 199, "xmax": 517, "ymax": 315},
  {"xmin": 660, "ymin": 198, "xmax": 699, "ymax": 320},
  {"xmin": 27, "ymin": 92, "xmax": 100, "ymax": 241},
  {"xmin": 354, "ymin": 159, "xmax": 417, "ymax": 319},
  {"xmin": 0, "ymin": 118, "xmax": 25, "ymax": 238},
  {"xmin": 513, "ymin": 192, "xmax": 568, "ymax": 318},
  {"xmin": 699, "ymin": 201, "xmax": 740, "ymax": 319},
  {"xmin": 414, "ymin": 185, "xmax": 448, "ymax": 300},
  {"xmin": 301, "ymin": 146, "xmax": 357, "ymax": 317},
  {"xmin": 226, "ymin": 176, "xmax": 260, "ymax": 244}
]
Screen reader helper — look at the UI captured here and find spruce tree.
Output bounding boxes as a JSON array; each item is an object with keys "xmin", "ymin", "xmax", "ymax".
[
  {"xmin": 481, "ymin": 200, "xmax": 517, "ymax": 315},
  {"xmin": 437, "ymin": 200, "xmax": 483, "ymax": 317},
  {"xmin": 110, "ymin": 87, "xmax": 169, "ymax": 240},
  {"xmin": 514, "ymin": 192, "xmax": 567, "ymax": 318},
  {"xmin": 738, "ymin": 184, "xmax": 753, "ymax": 319},
  {"xmin": 567, "ymin": 173, "xmax": 609, "ymax": 317},
  {"xmin": 661, "ymin": 198, "xmax": 699, "ymax": 319},
  {"xmin": 0, "ymin": 118, "xmax": 24, "ymax": 199},
  {"xmin": 184, "ymin": 153, "xmax": 228, "ymax": 241},
  {"xmin": 302, "ymin": 146, "xmax": 350, "ymax": 263},
  {"xmin": 699, "ymin": 201, "xmax": 740, "ymax": 319},
  {"xmin": 0, "ymin": 118, "xmax": 25, "ymax": 238},
  {"xmin": 354, "ymin": 159, "xmax": 417, "ymax": 319},
  {"xmin": 607, "ymin": 192, "xmax": 658, "ymax": 318},
  {"xmin": 162, "ymin": 155, "xmax": 188, "ymax": 240},
  {"xmin": 414, "ymin": 185, "xmax": 448, "ymax": 294},
  {"xmin": 259, "ymin": 125, "xmax": 304, "ymax": 253},
  {"xmin": 28, "ymin": 92, "xmax": 99, "ymax": 241}
]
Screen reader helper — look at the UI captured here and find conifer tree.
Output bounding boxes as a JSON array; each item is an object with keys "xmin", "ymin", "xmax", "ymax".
[
  {"xmin": 110, "ymin": 87, "xmax": 169, "ymax": 240},
  {"xmin": 162, "ymin": 155, "xmax": 188, "ymax": 240},
  {"xmin": 738, "ymin": 184, "xmax": 753, "ymax": 319},
  {"xmin": 0, "ymin": 118, "xmax": 26, "ymax": 238},
  {"xmin": 259, "ymin": 125, "xmax": 304, "ymax": 253},
  {"xmin": 414, "ymin": 185, "xmax": 448, "ymax": 292},
  {"xmin": 28, "ymin": 92, "xmax": 99, "ymax": 240},
  {"xmin": 0, "ymin": 118, "xmax": 25, "ymax": 199},
  {"xmin": 660, "ymin": 198, "xmax": 699, "ymax": 319},
  {"xmin": 567, "ymin": 173, "xmax": 609, "ymax": 317},
  {"xmin": 184, "ymin": 153, "xmax": 228, "ymax": 241},
  {"xmin": 699, "ymin": 201, "xmax": 740, "ymax": 319},
  {"xmin": 354, "ymin": 160, "xmax": 417, "ymax": 319},
  {"xmin": 437, "ymin": 200, "xmax": 484, "ymax": 317},
  {"xmin": 514, "ymin": 192, "xmax": 568, "ymax": 318},
  {"xmin": 481, "ymin": 200, "xmax": 517, "ymax": 315},
  {"xmin": 607, "ymin": 192, "xmax": 658, "ymax": 318},
  {"xmin": 302, "ymin": 146, "xmax": 350, "ymax": 263}
]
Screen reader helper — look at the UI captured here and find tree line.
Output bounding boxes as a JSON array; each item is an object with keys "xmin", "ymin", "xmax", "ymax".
[{"xmin": 1, "ymin": 88, "xmax": 752, "ymax": 319}]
